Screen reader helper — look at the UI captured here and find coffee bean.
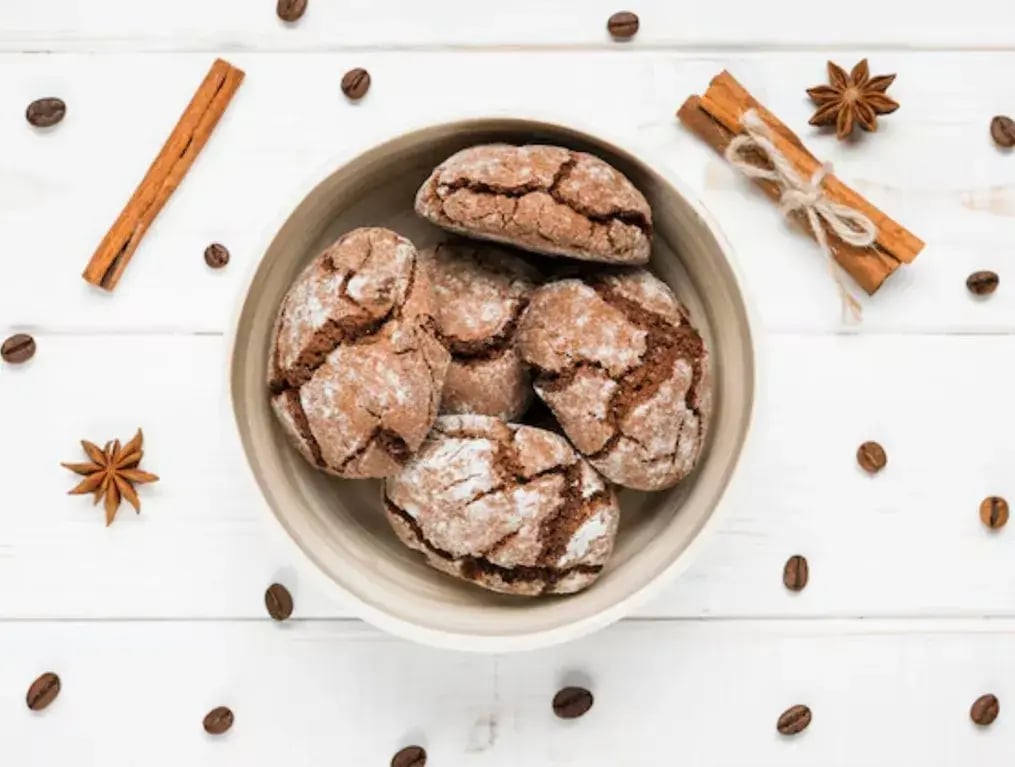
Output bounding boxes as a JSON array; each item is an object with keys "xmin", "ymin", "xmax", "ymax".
[
  {"xmin": 264, "ymin": 583, "xmax": 293, "ymax": 620},
  {"xmin": 607, "ymin": 10, "xmax": 640, "ymax": 39},
  {"xmin": 26, "ymin": 672, "xmax": 61, "ymax": 711},
  {"xmin": 777, "ymin": 704, "xmax": 811, "ymax": 735},
  {"xmin": 26, "ymin": 98, "xmax": 66, "ymax": 128},
  {"xmin": 990, "ymin": 116, "xmax": 1015, "ymax": 148},
  {"xmin": 276, "ymin": 0, "xmax": 307, "ymax": 22},
  {"xmin": 967, "ymin": 270, "xmax": 999, "ymax": 296},
  {"xmin": 552, "ymin": 686, "xmax": 594, "ymax": 719},
  {"xmin": 980, "ymin": 496, "xmax": 1009, "ymax": 529},
  {"xmin": 204, "ymin": 243, "xmax": 230, "ymax": 269},
  {"xmin": 971, "ymin": 693, "xmax": 999, "ymax": 725},
  {"xmin": 2, "ymin": 333, "xmax": 36, "ymax": 364},
  {"xmin": 203, "ymin": 705, "xmax": 234, "ymax": 734},
  {"xmin": 391, "ymin": 745, "xmax": 427, "ymax": 767},
  {"xmin": 783, "ymin": 554, "xmax": 809, "ymax": 591},
  {"xmin": 341, "ymin": 68, "xmax": 371, "ymax": 100},
  {"xmin": 856, "ymin": 441, "xmax": 887, "ymax": 474}
]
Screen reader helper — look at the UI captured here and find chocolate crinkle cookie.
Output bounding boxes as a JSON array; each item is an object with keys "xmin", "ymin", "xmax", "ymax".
[
  {"xmin": 384, "ymin": 415, "xmax": 620, "ymax": 596},
  {"xmin": 427, "ymin": 242, "xmax": 540, "ymax": 420},
  {"xmin": 415, "ymin": 144, "xmax": 652, "ymax": 265},
  {"xmin": 268, "ymin": 227, "xmax": 450, "ymax": 479},
  {"xmin": 516, "ymin": 269, "xmax": 710, "ymax": 491}
]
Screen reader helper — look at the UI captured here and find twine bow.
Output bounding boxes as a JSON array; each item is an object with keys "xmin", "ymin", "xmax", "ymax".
[{"xmin": 724, "ymin": 109, "xmax": 878, "ymax": 321}]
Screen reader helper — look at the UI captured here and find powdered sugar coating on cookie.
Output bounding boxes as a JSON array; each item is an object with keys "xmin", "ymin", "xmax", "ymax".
[
  {"xmin": 268, "ymin": 227, "xmax": 450, "ymax": 479},
  {"xmin": 415, "ymin": 144, "xmax": 652, "ymax": 265},
  {"xmin": 516, "ymin": 269, "xmax": 709, "ymax": 491},
  {"xmin": 384, "ymin": 415, "xmax": 619, "ymax": 596},
  {"xmin": 425, "ymin": 242, "xmax": 540, "ymax": 420}
]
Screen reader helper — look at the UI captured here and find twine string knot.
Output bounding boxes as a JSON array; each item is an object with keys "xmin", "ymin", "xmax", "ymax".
[{"xmin": 723, "ymin": 108, "xmax": 877, "ymax": 320}]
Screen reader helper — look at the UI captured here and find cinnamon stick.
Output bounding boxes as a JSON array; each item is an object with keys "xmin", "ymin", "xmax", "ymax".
[
  {"xmin": 83, "ymin": 58, "xmax": 245, "ymax": 291},
  {"xmin": 678, "ymin": 71, "xmax": 923, "ymax": 295}
]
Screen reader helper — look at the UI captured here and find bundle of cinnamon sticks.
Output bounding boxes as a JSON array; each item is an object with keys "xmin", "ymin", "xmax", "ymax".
[{"xmin": 678, "ymin": 71, "xmax": 923, "ymax": 295}]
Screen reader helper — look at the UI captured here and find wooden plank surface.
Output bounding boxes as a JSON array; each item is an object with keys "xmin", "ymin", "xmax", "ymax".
[
  {"xmin": 2, "ymin": 334, "xmax": 1012, "ymax": 620},
  {"xmin": 2, "ymin": 0, "xmax": 1015, "ymax": 49},
  {"xmin": 2, "ymin": 52, "xmax": 1014, "ymax": 335},
  {"xmin": 3, "ymin": 619, "xmax": 1014, "ymax": 766},
  {"xmin": 4, "ymin": 3, "xmax": 1015, "ymax": 764}
]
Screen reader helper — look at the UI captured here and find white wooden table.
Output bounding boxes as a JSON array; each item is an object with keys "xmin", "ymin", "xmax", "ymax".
[{"xmin": 3, "ymin": 2, "xmax": 1015, "ymax": 764}]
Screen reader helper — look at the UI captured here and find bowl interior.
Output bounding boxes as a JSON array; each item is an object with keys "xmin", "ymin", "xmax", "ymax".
[{"xmin": 231, "ymin": 119, "xmax": 755, "ymax": 646}]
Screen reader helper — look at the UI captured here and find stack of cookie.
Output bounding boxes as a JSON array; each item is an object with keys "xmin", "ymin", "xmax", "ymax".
[{"xmin": 268, "ymin": 144, "xmax": 710, "ymax": 598}]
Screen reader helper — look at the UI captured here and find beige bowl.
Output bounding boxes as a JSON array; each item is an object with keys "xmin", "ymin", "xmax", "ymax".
[{"xmin": 230, "ymin": 118, "xmax": 757, "ymax": 651}]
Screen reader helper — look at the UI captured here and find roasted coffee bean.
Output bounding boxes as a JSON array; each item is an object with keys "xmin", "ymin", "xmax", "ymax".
[
  {"xmin": 856, "ymin": 441, "xmax": 887, "ymax": 474},
  {"xmin": 2, "ymin": 333, "xmax": 36, "ymax": 364},
  {"xmin": 264, "ymin": 582, "xmax": 293, "ymax": 620},
  {"xmin": 26, "ymin": 672, "xmax": 61, "ymax": 711},
  {"xmin": 967, "ymin": 270, "xmax": 999, "ymax": 296},
  {"xmin": 276, "ymin": 0, "xmax": 307, "ymax": 22},
  {"xmin": 204, "ymin": 243, "xmax": 230, "ymax": 269},
  {"xmin": 203, "ymin": 705, "xmax": 234, "ymax": 734},
  {"xmin": 26, "ymin": 98, "xmax": 66, "ymax": 128},
  {"xmin": 980, "ymin": 496, "xmax": 1009, "ymax": 529},
  {"xmin": 391, "ymin": 745, "xmax": 427, "ymax": 767},
  {"xmin": 971, "ymin": 694, "xmax": 999, "ymax": 725},
  {"xmin": 341, "ymin": 68, "xmax": 371, "ymax": 100},
  {"xmin": 990, "ymin": 116, "xmax": 1015, "ymax": 148},
  {"xmin": 777, "ymin": 704, "xmax": 812, "ymax": 735},
  {"xmin": 607, "ymin": 10, "xmax": 640, "ymax": 39},
  {"xmin": 552, "ymin": 686, "xmax": 594, "ymax": 719},
  {"xmin": 783, "ymin": 555, "xmax": 809, "ymax": 591}
]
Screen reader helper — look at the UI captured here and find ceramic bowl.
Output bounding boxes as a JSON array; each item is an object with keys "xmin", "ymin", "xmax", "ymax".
[{"xmin": 230, "ymin": 118, "xmax": 757, "ymax": 651}]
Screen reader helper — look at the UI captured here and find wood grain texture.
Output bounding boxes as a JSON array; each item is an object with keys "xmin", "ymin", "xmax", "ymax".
[
  {"xmin": 2, "ymin": 52, "xmax": 1014, "ymax": 333},
  {"xmin": 2, "ymin": 619, "xmax": 1014, "ymax": 766},
  {"xmin": 1, "ymin": 334, "xmax": 1012, "ymax": 620},
  {"xmin": 2, "ymin": 0, "xmax": 1015, "ymax": 49}
]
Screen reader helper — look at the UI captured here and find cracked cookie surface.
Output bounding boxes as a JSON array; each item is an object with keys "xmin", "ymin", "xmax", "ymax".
[
  {"xmin": 415, "ymin": 144, "xmax": 652, "ymax": 265},
  {"xmin": 383, "ymin": 414, "xmax": 620, "ymax": 596},
  {"xmin": 516, "ymin": 269, "xmax": 710, "ymax": 491},
  {"xmin": 268, "ymin": 227, "xmax": 450, "ymax": 479},
  {"xmin": 426, "ymin": 242, "xmax": 541, "ymax": 420}
]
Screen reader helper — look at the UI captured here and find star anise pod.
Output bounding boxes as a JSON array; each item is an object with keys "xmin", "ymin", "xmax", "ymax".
[
  {"xmin": 807, "ymin": 59, "xmax": 899, "ymax": 140},
  {"xmin": 61, "ymin": 429, "xmax": 159, "ymax": 526}
]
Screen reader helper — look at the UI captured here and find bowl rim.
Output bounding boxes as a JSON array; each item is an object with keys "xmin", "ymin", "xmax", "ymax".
[{"xmin": 224, "ymin": 113, "xmax": 764, "ymax": 652}]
